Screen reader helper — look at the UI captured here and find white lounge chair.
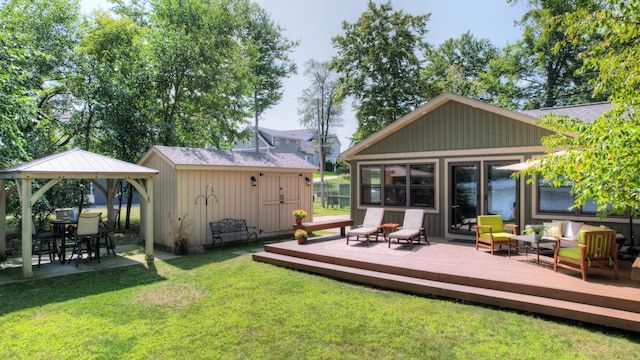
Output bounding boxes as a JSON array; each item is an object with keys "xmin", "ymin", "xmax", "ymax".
[
  {"xmin": 346, "ymin": 208, "xmax": 384, "ymax": 246},
  {"xmin": 388, "ymin": 209, "xmax": 428, "ymax": 249}
]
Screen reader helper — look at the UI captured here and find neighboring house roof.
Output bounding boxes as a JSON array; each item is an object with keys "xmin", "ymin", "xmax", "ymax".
[
  {"xmin": 521, "ymin": 102, "xmax": 612, "ymax": 123},
  {"xmin": 259, "ymin": 128, "xmax": 313, "ymax": 142},
  {"xmin": 0, "ymin": 147, "xmax": 159, "ymax": 179},
  {"xmin": 140, "ymin": 145, "xmax": 317, "ymax": 171},
  {"xmin": 339, "ymin": 92, "xmax": 543, "ymax": 160}
]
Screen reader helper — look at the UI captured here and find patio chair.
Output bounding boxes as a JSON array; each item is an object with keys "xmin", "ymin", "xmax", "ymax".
[
  {"xmin": 475, "ymin": 215, "xmax": 518, "ymax": 255},
  {"xmin": 388, "ymin": 209, "xmax": 429, "ymax": 249},
  {"xmin": 32, "ymin": 218, "xmax": 58, "ymax": 267},
  {"xmin": 69, "ymin": 212, "xmax": 102, "ymax": 266},
  {"xmin": 346, "ymin": 208, "xmax": 384, "ymax": 246},
  {"xmin": 553, "ymin": 230, "xmax": 618, "ymax": 281}
]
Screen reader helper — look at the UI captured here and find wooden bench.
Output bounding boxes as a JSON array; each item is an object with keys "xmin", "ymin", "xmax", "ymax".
[
  {"xmin": 293, "ymin": 219, "xmax": 354, "ymax": 237},
  {"xmin": 209, "ymin": 218, "xmax": 258, "ymax": 247}
]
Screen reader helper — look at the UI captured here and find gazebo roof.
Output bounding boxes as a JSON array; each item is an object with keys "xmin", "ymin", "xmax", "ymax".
[{"xmin": 0, "ymin": 148, "xmax": 158, "ymax": 180}]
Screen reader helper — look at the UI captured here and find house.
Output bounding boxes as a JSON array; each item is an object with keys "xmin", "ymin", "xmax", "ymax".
[
  {"xmin": 338, "ymin": 92, "xmax": 629, "ymax": 241},
  {"xmin": 232, "ymin": 127, "xmax": 341, "ymax": 167},
  {"xmin": 138, "ymin": 145, "xmax": 316, "ymax": 250}
]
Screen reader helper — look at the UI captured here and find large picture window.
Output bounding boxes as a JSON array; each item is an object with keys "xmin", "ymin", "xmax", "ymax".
[{"xmin": 360, "ymin": 163, "xmax": 435, "ymax": 208}]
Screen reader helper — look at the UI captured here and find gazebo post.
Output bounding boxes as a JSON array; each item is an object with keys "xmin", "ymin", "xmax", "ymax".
[
  {"xmin": 20, "ymin": 179, "xmax": 34, "ymax": 279},
  {"xmin": 144, "ymin": 177, "xmax": 154, "ymax": 262}
]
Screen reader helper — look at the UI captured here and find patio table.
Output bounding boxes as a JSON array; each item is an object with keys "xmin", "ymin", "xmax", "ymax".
[
  {"xmin": 50, "ymin": 219, "xmax": 77, "ymax": 264},
  {"xmin": 380, "ymin": 223, "xmax": 400, "ymax": 242}
]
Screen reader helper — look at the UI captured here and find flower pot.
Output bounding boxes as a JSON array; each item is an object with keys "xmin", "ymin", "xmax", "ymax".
[
  {"xmin": 295, "ymin": 219, "xmax": 302, "ymax": 225},
  {"xmin": 297, "ymin": 237, "xmax": 305, "ymax": 244}
]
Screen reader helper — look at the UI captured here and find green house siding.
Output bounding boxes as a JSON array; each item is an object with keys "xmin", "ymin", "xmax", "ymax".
[{"xmin": 360, "ymin": 102, "xmax": 552, "ymax": 155}]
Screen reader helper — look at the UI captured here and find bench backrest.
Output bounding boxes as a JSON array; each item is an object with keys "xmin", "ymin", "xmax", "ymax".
[{"xmin": 210, "ymin": 218, "xmax": 248, "ymax": 233}]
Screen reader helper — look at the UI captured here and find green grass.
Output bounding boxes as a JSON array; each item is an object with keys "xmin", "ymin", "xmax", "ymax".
[
  {"xmin": 0, "ymin": 242, "xmax": 637, "ymax": 359},
  {"xmin": 313, "ymin": 197, "xmax": 350, "ymax": 216}
]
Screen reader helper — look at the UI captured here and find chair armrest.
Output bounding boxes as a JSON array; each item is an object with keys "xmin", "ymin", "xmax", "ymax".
[
  {"xmin": 504, "ymin": 224, "xmax": 518, "ymax": 234},
  {"xmin": 476, "ymin": 225, "xmax": 493, "ymax": 235}
]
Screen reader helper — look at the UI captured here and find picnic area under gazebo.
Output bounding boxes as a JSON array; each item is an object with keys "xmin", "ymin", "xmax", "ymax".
[{"xmin": 0, "ymin": 148, "xmax": 159, "ymax": 279}]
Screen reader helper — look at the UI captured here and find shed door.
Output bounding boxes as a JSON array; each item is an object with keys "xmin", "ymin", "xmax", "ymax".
[{"xmin": 260, "ymin": 174, "xmax": 301, "ymax": 233}]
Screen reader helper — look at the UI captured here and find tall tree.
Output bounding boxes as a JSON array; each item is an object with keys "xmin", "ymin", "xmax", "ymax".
[
  {"xmin": 522, "ymin": 0, "xmax": 640, "ymax": 218},
  {"xmin": 235, "ymin": 0, "xmax": 298, "ymax": 152},
  {"xmin": 503, "ymin": 0, "xmax": 606, "ymax": 109},
  {"xmin": 331, "ymin": 1, "xmax": 431, "ymax": 141},
  {"xmin": 149, "ymin": 0, "xmax": 251, "ymax": 148},
  {"xmin": 424, "ymin": 31, "xmax": 500, "ymax": 101},
  {"xmin": 0, "ymin": 0, "xmax": 82, "ymax": 159},
  {"xmin": 297, "ymin": 59, "xmax": 344, "ymax": 205}
]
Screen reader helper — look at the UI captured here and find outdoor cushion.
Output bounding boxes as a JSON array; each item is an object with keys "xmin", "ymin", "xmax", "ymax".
[
  {"xmin": 544, "ymin": 222, "xmax": 563, "ymax": 237},
  {"xmin": 477, "ymin": 215, "xmax": 504, "ymax": 233},
  {"xmin": 348, "ymin": 227, "xmax": 379, "ymax": 236},
  {"xmin": 479, "ymin": 231, "xmax": 514, "ymax": 241},
  {"xmin": 578, "ymin": 224, "xmax": 600, "ymax": 243},
  {"xmin": 557, "ymin": 246, "xmax": 581, "ymax": 260},
  {"xmin": 388, "ymin": 229, "xmax": 420, "ymax": 239},
  {"xmin": 564, "ymin": 221, "xmax": 584, "ymax": 240}
]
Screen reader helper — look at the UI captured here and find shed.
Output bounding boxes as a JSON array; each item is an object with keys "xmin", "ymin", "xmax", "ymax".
[
  {"xmin": 0, "ymin": 148, "xmax": 159, "ymax": 279},
  {"xmin": 138, "ymin": 146, "xmax": 317, "ymax": 249},
  {"xmin": 339, "ymin": 92, "xmax": 626, "ymax": 241}
]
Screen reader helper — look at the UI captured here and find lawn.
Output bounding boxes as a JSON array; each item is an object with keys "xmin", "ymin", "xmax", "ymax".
[{"xmin": 0, "ymin": 241, "xmax": 638, "ymax": 359}]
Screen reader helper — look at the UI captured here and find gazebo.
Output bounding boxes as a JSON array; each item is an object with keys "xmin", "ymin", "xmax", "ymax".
[{"xmin": 0, "ymin": 148, "xmax": 159, "ymax": 279}]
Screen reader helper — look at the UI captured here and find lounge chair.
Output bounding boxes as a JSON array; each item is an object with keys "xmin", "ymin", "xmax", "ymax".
[
  {"xmin": 388, "ymin": 209, "xmax": 428, "ymax": 249},
  {"xmin": 554, "ymin": 229, "xmax": 618, "ymax": 281},
  {"xmin": 346, "ymin": 208, "xmax": 384, "ymax": 246},
  {"xmin": 475, "ymin": 215, "xmax": 518, "ymax": 255}
]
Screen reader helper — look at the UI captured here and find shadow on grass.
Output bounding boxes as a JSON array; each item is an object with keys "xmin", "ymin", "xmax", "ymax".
[{"xmin": 0, "ymin": 262, "xmax": 164, "ymax": 316}]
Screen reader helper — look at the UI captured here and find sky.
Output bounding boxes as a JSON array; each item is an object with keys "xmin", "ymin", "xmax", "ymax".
[{"xmin": 80, "ymin": 0, "xmax": 530, "ymax": 152}]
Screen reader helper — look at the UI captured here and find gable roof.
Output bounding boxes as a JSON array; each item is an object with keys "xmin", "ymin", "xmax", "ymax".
[
  {"xmin": 521, "ymin": 102, "xmax": 611, "ymax": 123},
  {"xmin": 339, "ymin": 92, "xmax": 542, "ymax": 160},
  {"xmin": 0, "ymin": 147, "xmax": 158, "ymax": 179},
  {"xmin": 140, "ymin": 145, "xmax": 317, "ymax": 171}
]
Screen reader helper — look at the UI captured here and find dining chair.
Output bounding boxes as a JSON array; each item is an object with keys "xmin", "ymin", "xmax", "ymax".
[
  {"xmin": 31, "ymin": 217, "xmax": 58, "ymax": 267},
  {"xmin": 69, "ymin": 212, "xmax": 102, "ymax": 266}
]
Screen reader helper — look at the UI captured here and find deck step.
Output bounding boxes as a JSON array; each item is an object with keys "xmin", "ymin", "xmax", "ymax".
[{"xmin": 253, "ymin": 251, "xmax": 640, "ymax": 332}]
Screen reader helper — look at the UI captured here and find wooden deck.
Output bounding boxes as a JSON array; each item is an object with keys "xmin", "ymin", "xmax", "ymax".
[{"xmin": 253, "ymin": 235, "xmax": 640, "ymax": 332}]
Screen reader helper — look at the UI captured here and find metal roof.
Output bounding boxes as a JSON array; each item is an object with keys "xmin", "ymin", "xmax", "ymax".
[
  {"xmin": 0, "ymin": 148, "xmax": 159, "ymax": 179},
  {"xmin": 142, "ymin": 145, "xmax": 317, "ymax": 170}
]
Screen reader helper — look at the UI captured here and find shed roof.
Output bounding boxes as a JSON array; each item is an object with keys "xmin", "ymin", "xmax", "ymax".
[
  {"xmin": 141, "ymin": 145, "xmax": 317, "ymax": 171},
  {"xmin": 0, "ymin": 147, "xmax": 159, "ymax": 179}
]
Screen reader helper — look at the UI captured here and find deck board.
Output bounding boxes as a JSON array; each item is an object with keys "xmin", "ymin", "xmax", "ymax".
[{"xmin": 253, "ymin": 235, "xmax": 640, "ymax": 332}]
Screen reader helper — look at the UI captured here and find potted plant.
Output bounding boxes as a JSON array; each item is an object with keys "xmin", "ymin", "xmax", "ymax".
[
  {"xmin": 294, "ymin": 229, "xmax": 308, "ymax": 244},
  {"xmin": 293, "ymin": 209, "xmax": 307, "ymax": 225},
  {"xmin": 523, "ymin": 224, "xmax": 547, "ymax": 241}
]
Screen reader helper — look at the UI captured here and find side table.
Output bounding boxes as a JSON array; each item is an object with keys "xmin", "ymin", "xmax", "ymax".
[
  {"xmin": 509, "ymin": 234, "xmax": 556, "ymax": 266},
  {"xmin": 379, "ymin": 223, "xmax": 400, "ymax": 242}
]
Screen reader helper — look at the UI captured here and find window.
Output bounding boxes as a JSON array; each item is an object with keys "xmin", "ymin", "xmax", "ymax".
[
  {"xmin": 285, "ymin": 139, "xmax": 290, "ymax": 144},
  {"xmin": 361, "ymin": 166, "xmax": 381, "ymax": 205},
  {"xmin": 537, "ymin": 177, "xmax": 614, "ymax": 215},
  {"xmin": 244, "ymin": 139, "xmax": 251, "ymax": 148},
  {"xmin": 360, "ymin": 163, "xmax": 435, "ymax": 208},
  {"xmin": 274, "ymin": 138, "xmax": 279, "ymax": 146}
]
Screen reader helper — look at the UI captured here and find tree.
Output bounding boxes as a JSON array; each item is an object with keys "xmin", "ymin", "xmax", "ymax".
[
  {"xmin": 424, "ymin": 31, "xmax": 500, "ymax": 101},
  {"xmin": 502, "ymin": 0, "xmax": 606, "ymax": 109},
  {"xmin": 297, "ymin": 59, "xmax": 344, "ymax": 206},
  {"xmin": 235, "ymin": 0, "xmax": 298, "ymax": 152},
  {"xmin": 0, "ymin": 0, "xmax": 82, "ymax": 161},
  {"xmin": 149, "ymin": 0, "xmax": 251, "ymax": 148},
  {"xmin": 522, "ymin": 0, "xmax": 640, "ymax": 218},
  {"xmin": 331, "ymin": 1, "xmax": 431, "ymax": 141}
]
